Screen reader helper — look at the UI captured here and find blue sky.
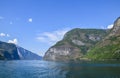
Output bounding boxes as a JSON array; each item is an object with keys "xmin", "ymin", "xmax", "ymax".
[{"xmin": 0, "ymin": 0, "xmax": 120, "ymax": 56}]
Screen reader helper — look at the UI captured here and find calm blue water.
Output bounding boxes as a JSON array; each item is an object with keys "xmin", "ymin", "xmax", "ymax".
[{"xmin": 0, "ymin": 60, "xmax": 120, "ymax": 78}]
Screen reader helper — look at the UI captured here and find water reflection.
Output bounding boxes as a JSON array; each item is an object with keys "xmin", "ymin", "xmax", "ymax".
[
  {"xmin": 0, "ymin": 60, "xmax": 120, "ymax": 78},
  {"xmin": 63, "ymin": 61, "xmax": 120, "ymax": 78}
]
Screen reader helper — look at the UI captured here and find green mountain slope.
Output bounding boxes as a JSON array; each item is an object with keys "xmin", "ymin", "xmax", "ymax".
[
  {"xmin": 87, "ymin": 17, "xmax": 120, "ymax": 60},
  {"xmin": 44, "ymin": 28, "xmax": 107, "ymax": 61}
]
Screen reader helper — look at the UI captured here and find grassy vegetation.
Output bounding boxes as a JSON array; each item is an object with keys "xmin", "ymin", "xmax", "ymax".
[{"xmin": 86, "ymin": 36, "xmax": 120, "ymax": 60}]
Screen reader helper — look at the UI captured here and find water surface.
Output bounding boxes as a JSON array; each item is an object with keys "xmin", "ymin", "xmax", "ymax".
[{"xmin": 0, "ymin": 60, "xmax": 120, "ymax": 78}]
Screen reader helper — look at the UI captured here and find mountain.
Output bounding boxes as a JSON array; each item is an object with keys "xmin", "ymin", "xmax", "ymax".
[
  {"xmin": 44, "ymin": 28, "xmax": 107, "ymax": 61},
  {"xmin": 17, "ymin": 46, "xmax": 42, "ymax": 60},
  {"xmin": 0, "ymin": 41, "xmax": 42, "ymax": 60},
  {"xmin": 0, "ymin": 41, "xmax": 20, "ymax": 60},
  {"xmin": 87, "ymin": 17, "xmax": 120, "ymax": 60}
]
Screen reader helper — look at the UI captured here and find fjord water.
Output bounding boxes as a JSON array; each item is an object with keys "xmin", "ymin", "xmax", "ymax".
[{"xmin": 0, "ymin": 60, "xmax": 120, "ymax": 78}]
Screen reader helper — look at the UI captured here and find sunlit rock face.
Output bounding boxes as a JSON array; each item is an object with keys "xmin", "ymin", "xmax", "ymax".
[
  {"xmin": 44, "ymin": 44, "xmax": 81, "ymax": 61},
  {"xmin": 72, "ymin": 40, "xmax": 85, "ymax": 46}
]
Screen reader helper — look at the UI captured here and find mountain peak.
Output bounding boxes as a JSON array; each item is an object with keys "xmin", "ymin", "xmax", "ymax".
[
  {"xmin": 114, "ymin": 17, "xmax": 120, "ymax": 27},
  {"xmin": 110, "ymin": 17, "xmax": 120, "ymax": 36}
]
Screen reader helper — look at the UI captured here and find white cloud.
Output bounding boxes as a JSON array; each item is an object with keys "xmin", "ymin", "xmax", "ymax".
[
  {"xmin": 28, "ymin": 18, "xmax": 32, "ymax": 22},
  {"xmin": 8, "ymin": 38, "xmax": 18, "ymax": 45},
  {"xmin": 0, "ymin": 33, "xmax": 10, "ymax": 37},
  {"xmin": 0, "ymin": 33, "xmax": 6, "ymax": 37},
  {"xmin": 37, "ymin": 37, "xmax": 46, "ymax": 42},
  {"xmin": 107, "ymin": 24, "xmax": 113, "ymax": 29},
  {"xmin": 36, "ymin": 28, "xmax": 70, "ymax": 45}
]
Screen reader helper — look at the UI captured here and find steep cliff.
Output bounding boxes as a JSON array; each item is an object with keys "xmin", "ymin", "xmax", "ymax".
[
  {"xmin": 44, "ymin": 28, "xmax": 107, "ymax": 61},
  {"xmin": 87, "ymin": 17, "xmax": 120, "ymax": 60},
  {"xmin": 0, "ymin": 41, "xmax": 20, "ymax": 60}
]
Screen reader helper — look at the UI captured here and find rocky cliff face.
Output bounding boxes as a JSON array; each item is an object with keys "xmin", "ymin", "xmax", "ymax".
[
  {"xmin": 0, "ymin": 41, "xmax": 20, "ymax": 60},
  {"xmin": 87, "ymin": 17, "xmax": 120, "ymax": 60},
  {"xmin": 0, "ymin": 41, "xmax": 42, "ymax": 60},
  {"xmin": 44, "ymin": 29, "xmax": 107, "ymax": 61},
  {"xmin": 44, "ymin": 44, "xmax": 81, "ymax": 61}
]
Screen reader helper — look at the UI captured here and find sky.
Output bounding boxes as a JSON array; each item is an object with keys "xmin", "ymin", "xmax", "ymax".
[{"xmin": 0, "ymin": 0, "xmax": 120, "ymax": 56}]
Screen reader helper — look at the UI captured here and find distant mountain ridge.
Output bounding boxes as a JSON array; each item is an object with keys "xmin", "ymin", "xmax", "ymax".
[
  {"xmin": 0, "ymin": 41, "xmax": 42, "ymax": 60},
  {"xmin": 17, "ymin": 46, "xmax": 42, "ymax": 60}
]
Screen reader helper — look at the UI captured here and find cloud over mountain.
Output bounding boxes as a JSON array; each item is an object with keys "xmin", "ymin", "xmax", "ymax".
[
  {"xmin": 8, "ymin": 38, "xmax": 18, "ymax": 45},
  {"xmin": 107, "ymin": 24, "xmax": 113, "ymax": 29},
  {"xmin": 36, "ymin": 28, "xmax": 70, "ymax": 45}
]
